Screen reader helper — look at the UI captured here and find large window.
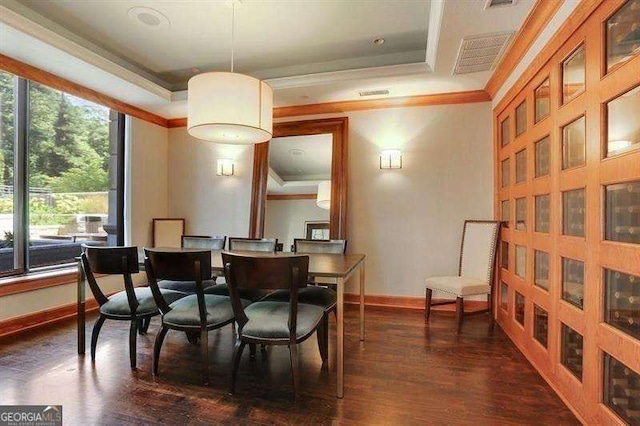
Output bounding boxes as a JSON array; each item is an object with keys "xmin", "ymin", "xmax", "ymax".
[{"xmin": 0, "ymin": 71, "xmax": 124, "ymax": 276}]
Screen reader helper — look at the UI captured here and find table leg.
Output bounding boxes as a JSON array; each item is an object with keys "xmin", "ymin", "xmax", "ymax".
[
  {"xmin": 336, "ymin": 276, "xmax": 344, "ymax": 399},
  {"xmin": 359, "ymin": 261, "xmax": 365, "ymax": 341},
  {"xmin": 77, "ymin": 258, "xmax": 86, "ymax": 354}
]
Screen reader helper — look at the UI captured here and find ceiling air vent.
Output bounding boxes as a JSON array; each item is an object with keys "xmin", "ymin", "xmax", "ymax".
[
  {"xmin": 359, "ymin": 89, "xmax": 390, "ymax": 97},
  {"xmin": 453, "ymin": 32, "xmax": 514, "ymax": 75},
  {"xmin": 484, "ymin": 0, "xmax": 517, "ymax": 9}
]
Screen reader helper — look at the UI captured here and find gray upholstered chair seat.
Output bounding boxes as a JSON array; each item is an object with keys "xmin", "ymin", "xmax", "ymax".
[
  {"xmin": 163, "ymin": 294, "xmax": 250, "ymax": 328},
  {"xmin": 425, "ymin": 276, "xmax": 490, "ymax": 297},
  {"xmin": 203, "ymin": 284, "xmax": 265, "ymax": 302},
  {"xmin": 262, "ymin": 286, "xmax": 336, "ymax": 311},
  {"xmin": 158, "ymin": 279, "xmax": 217, "ymax": 294},
  {"xmin": 241, "ymin": 301, "xmax": 324, "ymax": 342},
  {"xmin": 100, "ymin": 287, "xmax": 185, "ymax": 318}
]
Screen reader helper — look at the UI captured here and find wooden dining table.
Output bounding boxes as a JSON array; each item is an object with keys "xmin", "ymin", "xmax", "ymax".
[{"xmin": 76, "ymin": 249, "xmax": 366, "ymax": 399}]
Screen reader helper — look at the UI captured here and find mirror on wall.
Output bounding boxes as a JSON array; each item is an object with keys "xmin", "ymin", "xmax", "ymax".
[{"xmin": 264, "ymin": 134, "xmax": 333, "ymax": 251}]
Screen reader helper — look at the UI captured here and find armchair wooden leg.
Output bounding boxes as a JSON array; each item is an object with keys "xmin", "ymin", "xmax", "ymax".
[
  {"xmin": 200, "ymin": 329, "xmax": 209, "ymax": 385},
  {"xmin": 455, "ymin": 297, "xmax": 464, "ymax": 333},
  {"xmin": 317, "ymin": 312, "xmax": 329, "ymax": 367},
  {"xmin": 229, "ymin": 340, "xmax": 246, "ymax": 395},
  {"xmin": 249, "ymin": 343, "xmax": 257, "ymax": 359},
  {"xmin": 129, "ymin": 320, "xmax": 138, "ymax": 369},
  {"xmin": 425, "ymin": 288, "xmax": 433, "ymax": 321},
  {"xmin": 153, "ymin": 325, "xmax": 169, "ymax": 376},
  {"xmin": 289, "ymin": 344, "xmax": 299, "ymax": 401},
  {"xmin": 90, "ymin": 315, "xmax": 106, "ymax": 362}
]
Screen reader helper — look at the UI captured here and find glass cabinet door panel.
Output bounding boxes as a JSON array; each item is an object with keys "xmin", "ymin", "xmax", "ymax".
[
  {"xmin": 501, "ymin": 117, "xmax": 510, "ymax": 146},
  {"xmin": 562, "ymin": 44, "xmax": 585, "ymax": 104},
  {"xmin": 501, "ymin": 282, "xmax": 509, "ymax": 310},
  {"xmin": 603, "ymin": 353, "xmax": 640, "ymax": 425},
  {"xmin": 561, "ymin": 323, "xmax": 583, "ymax": 380},
  {"xmin": 607, "ymin": 86, "xmax": 640, "ymax": 157},
  {"xmin": 501, "ymin": 241, "xmax": 509, "ymax": 270},
  {"xmin": 605, "ymin": 268, "xmax": 640, "ymax": 340},
  {"xmin": 516, "ymin": 101, "xmax": 527, "ymax": 136},
  {"xmin": 606, "ymin": 181, "xmax": 640, "ymax": 244},
  {"xmin": 562, "ymin": 257, "xmax": 584, "ymax": 309},
  {"xmin": 516, "ymin": 197, "xmax": 526, "ymax": 230},
  {"xmin": 516, "ymin": 245, "xmax": 526, "ymax": 279},
  {"xmin": 533, "ymin": 305, "xmax": 549, "ymax": 348},
  {"xmin": 535, "ymin": 194, "xmax": 550, "ymax": 233},
  {"xmin": 534, "ymin": 250, "xmax": 550, "ymax": 291},
  {"xmin": 563, "ymin": 189, "xmax": 585, "ymax": 237},
  {"xmin": 501, "ymin": 199, "xmax": 510, "ymax": 228},
  {"xmin": 535, "ymin": 78, "xmax": 550, "ymax": 123},
  {"xmin": 515, "ymin": 291, "xmax": 525, "ymax": 325},
  {"xmin": 562, "ymin": 116, "xmax": 586, "ymax": 169},
  {"xmin": 606, "ymin": 0, "xmax": 640, "ymax": 72},
  {"xmin": 535, "ymin": 136, "xmax": 550, "ymax": 178},
  {"xmin": 516, "ymin": 149, "xmax": 527, "ymax": 183},
  {"xmin": 501, "ymin": 158, "xmax": 510, "ymax": 187}
]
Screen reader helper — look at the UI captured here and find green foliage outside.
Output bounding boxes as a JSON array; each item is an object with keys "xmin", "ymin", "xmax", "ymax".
[{"xmin": 0, "ymin": 71, "xmax": 110, "ymax": 227}]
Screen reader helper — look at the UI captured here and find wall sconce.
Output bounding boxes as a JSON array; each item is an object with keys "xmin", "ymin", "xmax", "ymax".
[
  {"xmin": 316, "ymin": 180, "xmax": 331, "ymax": 210},
  {"xmin": 216, "ymin": 159, "xmax": 234, "ymax": 176},
  {"xmin": 380, "ymin": 149, "xmax": 402, "ymax": 169}
]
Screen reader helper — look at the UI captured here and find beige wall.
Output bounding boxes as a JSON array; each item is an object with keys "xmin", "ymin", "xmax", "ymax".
[
  {"xmin": 0, "ymin": 118, "xmax": 168, "ymax": 322},
  {"xmin": 265, "ymin": 199, "xmax": 330, "ymax": 251},
  {"xmin": 167, "ymin": 128, "xmax": 254, "ymax": 238}
]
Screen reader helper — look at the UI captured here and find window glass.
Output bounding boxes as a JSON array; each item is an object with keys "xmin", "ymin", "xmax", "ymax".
[
  {"xmin": 0, "ymin": 71, "xmax": 17, "ymax": 275},
  {"xmin": 535, "ymin": 78, "xmax": 550, "ymax": 122},
  {"xmin": 501, "ymin": 117, "xmax": 510, "ymax": 146},
  {"xmin": 535, "ymin": 136, "xmax": 550, "ymax": 178},
  {"xmin": 561, "ymin": 323, "xmax": 583, "ymax": 380},
  {"xmin": 516, "ymin": 101, "xmax": 526, "ymax": 136},
  {"xmin": 533, "ymin": 305, "xmax": 548, "ymax": 348},
  {"xmin": 516, "ymin": 197, "xmax": 526, "ymax": 231},
  {"xmin": 535, "ymin": 194, "xmax": 550, "ymax": 233},
  {"xmin": 605, "ymin": 181, "xmax": 640, "ymax": 245},
  {"xmin": 606, "ymin": 86, "xmax": 640, "ymax": 157},
  {"xmin": 534, "ymin": 250, "xmax": 549, "ymax": 291},
  {"xmin": 604, "ymin": 353, "xmax": 640, "ymax": 425},
  {"xmin": 562, "ymin": 257, "xmax": 584, "ymax": 309},
  {"xmin": 501, "ymin": 158, "xmax": 510, "ymax": 187},
  {"xmin": 562, "ymin": 45, "xmax": 585, "ymax": 104},
  {"xmin": 516, "ymin": 245, "xmax": 526, "ymax": 279},
  {"xmin": 563, "ymin": 189, "xmax": 585, "ymax": 237},
  {"xmin": 516, "ymin": 149, "xmax": 527, "ymax": 183},
  {"xmin": 562, "ymin": 116, "xmax": 586, "ymax": 170},
  {"xmin": 515, "ymin": 291, "xmax": 525, "ymax": 325},
  {"xmin": 606, "ymin": 0, "xmax": 640, "ymax": 72},
  {"xmin": 604, "ymin": 268, "xmax": 640, "ymax": 340}
]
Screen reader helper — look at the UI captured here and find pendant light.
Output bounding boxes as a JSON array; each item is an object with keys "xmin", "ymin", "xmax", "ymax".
[{"xmin": 187, "ymin": 0, "xmax": 273, "ymax": 144}]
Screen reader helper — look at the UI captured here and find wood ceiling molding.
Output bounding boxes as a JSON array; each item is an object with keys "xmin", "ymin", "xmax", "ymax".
[
  {"xmin": 494, "ymin": 0, "xmax": 604, "ymax": 114},
  {"xmin": 267, "ymin": 194, "xmax": 317, "ymax": 201},
  {"xmin": 485, "ymin": 0, "xmax": 565, "ymax": 98},
  {"xmin": 0, "ymin": 53, "xmax": 169, "ymax": 128}
]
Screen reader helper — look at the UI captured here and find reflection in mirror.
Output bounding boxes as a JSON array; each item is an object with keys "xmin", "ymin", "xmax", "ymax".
[{"xmin": 264, "ymin": 134, "xmax": 333, "ymax": 252}]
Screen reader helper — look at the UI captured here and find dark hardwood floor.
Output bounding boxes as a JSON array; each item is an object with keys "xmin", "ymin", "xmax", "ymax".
[{"xmin": 0, "ymin": 306, "xmax": 579, "ymax": 425}]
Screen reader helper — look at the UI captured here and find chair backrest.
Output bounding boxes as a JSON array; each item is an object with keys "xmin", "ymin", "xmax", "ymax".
[
  {"xmin": 144, "ymin": 248, "xmax": 212, "ymax": 318},
  {"xmin": 228, "ymin": 238, "xmax": 277, "ymax": 252},
  {"xmin": 223, "ymin": 253, "xmax": 309, "ymax": 339},
  {"xmin": 294, "ymin": 239, "xmax": 347, "ymax": 254},
  {"xmin": 458, "ymin": 220, "xmax": 500, "ymax": 284},
  {"xmin": 81, "ymin": 245, "xmax": 139, "ymax": 308},
  {"xmin": 182, "ymin": 235, "xmax": 226, "ymax": 250}
]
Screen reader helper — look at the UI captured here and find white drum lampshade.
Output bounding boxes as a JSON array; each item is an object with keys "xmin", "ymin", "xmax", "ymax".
[
  {"xmin": 187, "ymin": 72, "xmax": 273, "ymax": 144},
  {"xmin": 317, "ymin": 180, "xmax": 331, "ymax": 210}
]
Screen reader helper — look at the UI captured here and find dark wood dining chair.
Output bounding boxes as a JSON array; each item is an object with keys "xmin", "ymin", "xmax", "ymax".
[
  {"xmin": 424, "ymin": 220, "xmax": 500, "ymax": 332},
  {"xmin": 228, "ymin": 237, "xmax": 277, "ymax": 252},
  {"xmin": 145, "ymin": 248, "xmax": 250, "ymax": 385},
  {"xmin": 262, "ymin": 239, "xmax": 347, "ymax": 363},
  {"xmin": 223, "ymin": 253, "xmax": 327, "ymax": 400},
  {"xmin": 80, "ymin": 245, "xmax": 187, "ymax": 368}
]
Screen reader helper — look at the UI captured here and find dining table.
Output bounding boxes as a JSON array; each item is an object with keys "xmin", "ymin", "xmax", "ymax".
[{"xmin": 76, "ymin": 249, "xmax": 366, "ymax": 399}]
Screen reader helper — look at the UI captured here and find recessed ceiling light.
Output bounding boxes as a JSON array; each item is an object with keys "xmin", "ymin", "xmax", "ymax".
[
  {"xmin": 128, "ymin": 7, "xmax": 170, "ymax": 29},
  {"xmin": 289, "ymin": 149, "xmax": 306, "ymax": 156},
  {"xmin": 373, "ymin": 37, "xmax": 385, "ymax": 45}
]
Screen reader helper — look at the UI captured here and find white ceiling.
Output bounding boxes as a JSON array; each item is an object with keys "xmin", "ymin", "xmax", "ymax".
[{"xmin": 0, "ymin": 0, "xmax": 540, "ymax": 119}]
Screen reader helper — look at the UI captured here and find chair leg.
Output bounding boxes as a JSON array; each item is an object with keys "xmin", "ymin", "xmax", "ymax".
[
  {"xmin": 289, "ymin": 344, "xmax": 299, "ymax": 401},
  {"xmin": 455, "ymin": 297, "xmax": 464, "ymax": 333},
  {"xmin": 185, "ymin": 331, "xmax": 199, "ymax": 345},
  {"xmin": 249, "ymin": 343, "xmax": 257, "ymax": 359},
  {"xmin": 129, "ymin": 320, "xmax": 138, "ymax": 369},
  {"xmin": 90, "ymin": 315, "xmax": 106, "ymax": 361},
  {"xmin": 200, "ymin": 329, "xmax": 209, "ymax": 385},
  {"xmin": 138, "ymin": 317, "xmax": 151, "ymax": 335},
  {"xmin": 153, "ymin": 325, "xmax": 169, "ymax": 376},
  {"xmin": 317, "ymin": 313, "xmax": 329, "ymax": 366},
  {"xmin": 425, "ymin": 288, "xmax": 433, "ymax": 321},
  {"xmin": 229, "ymin": 340, "xmax": 246, "ymax": 395}
]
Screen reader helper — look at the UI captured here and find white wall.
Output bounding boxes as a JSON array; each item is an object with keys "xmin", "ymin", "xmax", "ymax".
[
  {"xmin": 0, "ymin": 118, "xmax": 168, "ymax": 322},
  {"xmin": 265, "ymin": 199, "xmax": 330, "ymax": 251},
  {"xmin": 167, "ymin": 128, "xmax": 254, "ymax": 238}
]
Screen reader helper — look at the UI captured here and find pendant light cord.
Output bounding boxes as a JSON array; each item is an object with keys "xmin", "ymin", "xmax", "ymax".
[{"xmin": 231, "ymin": 3, "xmax": 235, "ymax": 73}]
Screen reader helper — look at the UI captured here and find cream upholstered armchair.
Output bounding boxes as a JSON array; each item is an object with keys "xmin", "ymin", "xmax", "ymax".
[{"xmin": 425, "ymin": 220, "xmax": 500, "ymax": 331}]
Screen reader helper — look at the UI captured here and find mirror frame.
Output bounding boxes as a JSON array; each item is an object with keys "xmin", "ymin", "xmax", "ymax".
[{"xmin": 249, "ymin": 117, "xmax": 348, "ymax": 240}]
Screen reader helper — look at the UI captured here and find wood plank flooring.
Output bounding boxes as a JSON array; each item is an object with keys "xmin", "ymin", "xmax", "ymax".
[{"xmin": 0, "ymin": 306, "xmax": 579, "ymax": 425}]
